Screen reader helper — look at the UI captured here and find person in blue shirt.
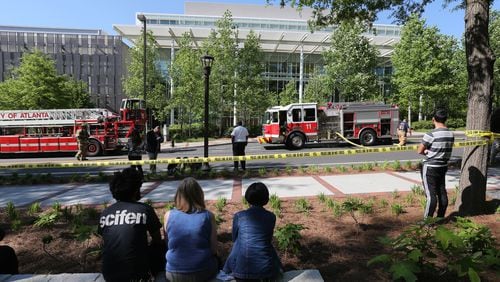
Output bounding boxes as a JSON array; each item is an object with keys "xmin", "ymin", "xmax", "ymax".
[
  {"xmin": 164, "ymin": 177, "xmax": 219, "ymax": 282},
  {"xmin": 223, "ymin": 182, "xmax": 283, "ymax": 281}
]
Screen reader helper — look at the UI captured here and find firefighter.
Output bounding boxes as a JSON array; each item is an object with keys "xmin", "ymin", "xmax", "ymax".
[
  {"xmin": 397, "ymin": 119, "xmax": 410, "ymax": 146},
  {"xmin": 75, "ymin": 123, "xmax": 90, "ymax": 161}
]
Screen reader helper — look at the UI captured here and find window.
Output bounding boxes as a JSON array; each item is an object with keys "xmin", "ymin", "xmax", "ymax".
[
  {"xmin": 292, "ymin": 109, "xmax": 302, "ymax": 122},
  {"xmin": 304, "ymin": 108, "xmax": 316, "ymax": 121},
  {"xmin": 272, "ymin": 112, "xmax": 279, "ymax": 123}
]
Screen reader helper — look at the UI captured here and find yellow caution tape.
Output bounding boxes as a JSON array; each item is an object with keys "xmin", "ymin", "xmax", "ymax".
[
  {"xmin": 465, "ymin": 130, "xmax": 500, "ymax": 140},
  {"xmin": 0, "ymin": 140, "xmax": 488, "ymax": 169}
]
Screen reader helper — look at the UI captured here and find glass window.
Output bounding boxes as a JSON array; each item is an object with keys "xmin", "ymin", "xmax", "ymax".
[
  {"xmin": 272, "ymin": 112, "xmax": 279, "ymax": 123},
  {"xmin": 304, "ymin": 108, "xmax": 316, "ymax": 121},
  {"xmin": 292, "ymin": 109, "xmax": 302, "ymax": 122}
]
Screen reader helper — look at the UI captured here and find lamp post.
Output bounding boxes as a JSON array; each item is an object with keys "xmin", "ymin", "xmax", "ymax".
[
  {"xmin": 137, "ymin": 14, "xmax": 148, "ymax": 131},
  {"xmin": 201, "ymin": 54, "xmax": 214, "ymax": 171}
]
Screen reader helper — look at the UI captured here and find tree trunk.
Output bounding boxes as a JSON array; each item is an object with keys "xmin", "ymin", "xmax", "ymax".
[{"xmin": 454, "ymin": 0, "xmax": 494, "ymax": 215}]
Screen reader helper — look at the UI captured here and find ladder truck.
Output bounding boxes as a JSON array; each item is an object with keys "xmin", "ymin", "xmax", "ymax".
[{"xmin": 0, "ymin": 98, "xmax": 146, "ymax": 157}]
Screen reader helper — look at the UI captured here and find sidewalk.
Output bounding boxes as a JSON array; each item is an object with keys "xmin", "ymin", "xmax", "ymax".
[{"xmin": 1, "ymin": 167, "xmax": 499, "ymax": 208}]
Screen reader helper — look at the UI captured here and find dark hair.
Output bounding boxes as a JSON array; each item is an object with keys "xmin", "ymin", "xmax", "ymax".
[
  {"xmin": 109, "ymin": 168, "xmax": 142, "ymax": 201},
  {"xmin": 237, "ymin": 121, "xmax": 243, "ymax": 126},
  {"xmin": 433, "ymin": 109, "xmax": 448, "ymax": 123},
  {"xmin": 175, "ymin": 177, "xmax": 206, "ymax": 212},
  {"xmin": 0, "ymin": 227, "xmax": 4, "ymax": 241},
  {"xmin": 245, "ymin": 182, "xmax": 269, "ymax": 206}
]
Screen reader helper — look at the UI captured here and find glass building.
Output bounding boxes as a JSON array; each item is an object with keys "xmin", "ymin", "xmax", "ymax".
[
  {"xmin": 0, "ymin": 26, "xmax": 128, "ymax": 110},
  {"xmin": 113, "ymin": 2, "xmax": 400, "ymax": 110}
]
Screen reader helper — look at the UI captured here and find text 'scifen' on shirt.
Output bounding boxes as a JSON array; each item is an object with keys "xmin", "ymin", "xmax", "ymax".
[{"xmin": 99, "ymin": 210, "xmax": 147, "ymax": 227}]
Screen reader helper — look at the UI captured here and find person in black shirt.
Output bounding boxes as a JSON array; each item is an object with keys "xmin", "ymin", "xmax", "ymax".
[
  {"xmin": 146, "ymin": 126, "xmax": 164, "ymax": 174},
  {"xmin": 0, "ymin": 227, "xmax": 18, "ymax": 274},
  {"xmin": 98, "ymin": 168, "xmax": 163, "ymax": 282}
]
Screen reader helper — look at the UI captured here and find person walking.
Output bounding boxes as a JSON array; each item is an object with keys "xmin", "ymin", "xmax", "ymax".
[
  {"xmin": 128, "ymin": 129, "xmax": 144, "ymax": 178},
  {"xmin": 417, "ymin": 109, "xmax": 454, "ymax": 219},
  {"xmin": 146, "ymin": 126, "xmax": 164, "ymax": 174},
  {"xmin": 397, "ymin": 118, "xmax": 410, "ymax": 146},
  {"xmin": 98, "ymin": 168, "xmax": 163, "ymax": 282},
  {"xmin": 164, "ymin": 177, "xmax": 219, "ymax": 281},
  {"xmin": 231, "ymin": 121, "xmax": 249, "ymax": 171},
  {"xmin": 75, "ymin": 123, "xmax": 89, "ymax": 161}
]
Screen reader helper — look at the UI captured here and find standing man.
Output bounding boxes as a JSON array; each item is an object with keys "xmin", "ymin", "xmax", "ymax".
[
  {"xmin": 397, "ymin": 118, "xmax": 410, "ymax": 146},
  {"xmin": 417, "ymin": 109, "xmax": 454, "ymax": 219},
  {"xmin": 146, "ymin": 126, "xmax": 164, "ymax": 174},
  {"xmin": 75, "ymin": 123, "xmax": 89, "ymax": 161},
  {"xmin": 231, "ymin": 121, "xmax": 249, "ymax": 171}
]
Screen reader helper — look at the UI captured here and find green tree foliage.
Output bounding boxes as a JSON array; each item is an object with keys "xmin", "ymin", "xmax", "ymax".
[
  {"xmin": 169, "ymin": 32, "xmax": 203, "ymax": 137},
  {"xmin": 276, "ymin": 80, "xmax": 298, "ymax": 106},
  {"xmin": 123, "ymin": 30, "xmax": 167, "ymax": 122},
  {"xmin": 273, "ymin": 0, "xmax": 494, "ymax": 216},
  {"xmin": 0, "ymin": 50, "xmax": 91, "ymax": 110},
  {"xmin": 304, "ymin": 71, "xmax": 332, "ymax": 103},
  {"xmin": 202, "ymin": 10, "xmax": 238, "ymax": 135},
  {"xmin": 323, "ymin": 21, "xmax": 380, "ymax": 102},
  {"xmin": 236, "ymin": 30, "xmax": 268, "ymax": 123},
  {"xmin": 392, "ymin": 16, "xmax": 462, "ymax": 119},
  {"xmin": 491, "ymin": 10, "xmax": 500, "ymax": 109}
]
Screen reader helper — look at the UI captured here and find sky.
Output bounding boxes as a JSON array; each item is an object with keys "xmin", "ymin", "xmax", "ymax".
[{"xmin": 0, "ymin": 0, "xmax": 499, "ymax": 38}]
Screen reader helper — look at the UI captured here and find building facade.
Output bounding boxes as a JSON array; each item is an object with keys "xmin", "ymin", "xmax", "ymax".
[
  {"xmin": 0, "ymin": 26, "xmax": 128, "ymax": 111},
  {"xmin": 114, "ymin": 2, "xmax": 400, "ymax": 101}
]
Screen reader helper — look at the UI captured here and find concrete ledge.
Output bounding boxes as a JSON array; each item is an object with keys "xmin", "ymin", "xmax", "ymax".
[{"xmin": 0, "ymin": 270, "xmax": 324, "ymax": 282}]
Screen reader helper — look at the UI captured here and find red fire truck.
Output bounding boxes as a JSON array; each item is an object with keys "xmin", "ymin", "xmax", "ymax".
[
  {"xmin": 0, "ymin": 98, "xmax": 146, "ymax": 157},
  {"xmin": 258, "ymin": 102, "xmax": 400, "ymax": 149}
]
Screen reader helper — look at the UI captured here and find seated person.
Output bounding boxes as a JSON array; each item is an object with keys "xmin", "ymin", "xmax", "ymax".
[
  {"xmin": 223, "ymin": 182, "xmax": 283, "ymax": 281},
  {"xmin": 98, "ymin": 168, "xmax": 163, "ymax": 282},
  {"xmin": 0, "ymin": 227, "xmax": 19, "ymax": 274},
  {"xmin": 164, "ymin": 177, "xmax": 219, "ymax": 282}
]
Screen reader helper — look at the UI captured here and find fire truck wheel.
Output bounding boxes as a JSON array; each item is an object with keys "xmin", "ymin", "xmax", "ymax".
[
  {"xmin": 86, "ymin": 139, "xmax": 102, "ymax": 157},
  {"xmin": 287, "ymin": 133, "xmax": 305, "ymax": 150},
  {"xmin": 359, "ymin": 130, "xmax": 377, "ymax": 146}
]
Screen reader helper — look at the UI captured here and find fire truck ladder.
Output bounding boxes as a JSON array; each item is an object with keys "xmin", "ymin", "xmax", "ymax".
[{"xmin": 0, "ymin": 108, "xmax": 116, "ymax": 126}]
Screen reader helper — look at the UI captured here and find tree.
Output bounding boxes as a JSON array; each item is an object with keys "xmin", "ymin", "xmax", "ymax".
[
  {"xmin": 491, "ymin": 10, "xmax": 500, "ymax": 108},
  {"xmin": 276, "ymin": 80, "xmax": 298, "ymax": 106},
  {"xmin": 202, "ymin": 10, "xmax": 238, "ymax": 135},
  {"xmin": 304, "ymin": 71, "xmax": 332, "ymax": 103},
  {"xmin": 0, "ymin": 50, "xmax": 91, "ymax": 110},
  {"xmin": 323, "ymin": 21, "xmax": 380, "ymax": 102},
  {"xmin": 274, "ymin": 0, "xmax": 494, "ymax": 215},
  {"xmin": 123, "ymin": 30, "xmax": 167, "ymax": 123},
  {"xmin": 391, "ymin": 16, "xmax": 462, "ymax": 120},
  {"xmin": 235, "ymin": 30, "xmax": 268, "ymax": 123},
  {"xmin": 169, "ymin": 32, "xmax": 204, "ymax": 137}
]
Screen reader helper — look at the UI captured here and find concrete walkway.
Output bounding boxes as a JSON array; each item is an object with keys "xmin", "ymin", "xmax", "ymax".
[{"xmin": 1, "ymin": 167, "xmax": 499, "ymax": 208}]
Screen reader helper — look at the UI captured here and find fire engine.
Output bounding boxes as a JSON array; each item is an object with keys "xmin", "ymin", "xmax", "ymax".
[
  {"xmin": 0, "ymin": 98, "xmax": 146, "ymax": 157},
  {"xmin": 258, "ymin": 102, "xmax": 400, "ymax": 149}
]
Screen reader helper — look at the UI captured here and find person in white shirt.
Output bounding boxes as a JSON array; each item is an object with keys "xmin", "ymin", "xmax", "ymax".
[{"xmin": 231, "ymin": 121, "xmax": 249, "ymax": 171}]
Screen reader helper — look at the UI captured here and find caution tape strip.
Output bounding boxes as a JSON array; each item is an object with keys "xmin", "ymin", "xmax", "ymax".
[
  {"xmin": 0, "ymin": 140, "xmax": 489, "ymax": 170},
  {"xmin": 465, "ymin": 130, "xmax": 500, "ymax": 140}
]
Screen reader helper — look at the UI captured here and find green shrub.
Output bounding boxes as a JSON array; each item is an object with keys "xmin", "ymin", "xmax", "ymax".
[
  {"xmin": 446, "ymin": 118, "xmax": 466, "ymax": 129},
  {"xmin": 412, "ymin": 120, "xmax": 434, "ymax": 130},
  {"xmin": 269, "ymin": 194, "xmax": 282, "ymax": 217},
  {"xmin": 368, "ymin": 217, "xmax": 499, "ymax": 282},
  {"xmin": 215, "ymin": 197, "xmax": 227, "ymax": 213},
  {"xmin": 28, "ymin": 202, "xmax": 42, "ymax": 216},
  {"xmin": 411, "ymin": 184, "xmax": 425, "ymax": 196},
  {"xmin": 274, "ymin": 223, "xmax": 305, "ymax": 255},
  {"xmin": 6, "ymin": 201, "xmax": 18, "ymax": 220},
  {"xmin": 294, "ymin": 198, "xmax": 312, "ymax": 214},
  {"xmin": 168, "ymin": 123, "xmax": 219, "ymax": 140},
  {"xmin": 317, "ymin": 193, "xmax": 327, "ymax": 203},
  {"xmin": 391, "ymin": 203, "xmax": 405, "ymax": 216}
]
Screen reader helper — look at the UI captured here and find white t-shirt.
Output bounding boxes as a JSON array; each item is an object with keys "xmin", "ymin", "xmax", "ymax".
[{"xmin": 231, "ymin": 125, "xmax": 249, "ymax": 143}]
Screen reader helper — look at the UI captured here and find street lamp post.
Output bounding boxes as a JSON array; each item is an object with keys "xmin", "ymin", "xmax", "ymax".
[
  {"xmin": 201, "ymin": 54, "xmax": 214, "ymax": 171},
  {"xmin": 137, "ymin": 14, "xmax": 148, "ymax": 131}
]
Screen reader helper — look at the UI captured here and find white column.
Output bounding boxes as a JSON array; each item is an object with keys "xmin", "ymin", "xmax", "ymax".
[
  {"xmin": 299, "ymin": 45, "xmax": 304, "ymax": 103},
  {"xmin": 170, "ymin": 40, "xmax": 175, "ymax": 125},
  {"xmin": 418, "ymin": 92, "xmax": 423, "ymax": 121}
]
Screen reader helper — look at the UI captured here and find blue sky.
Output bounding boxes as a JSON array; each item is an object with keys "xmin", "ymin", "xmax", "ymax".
[{"xmin": 0, "ymin": 0, "xmax": 498, "ymax": 38}]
